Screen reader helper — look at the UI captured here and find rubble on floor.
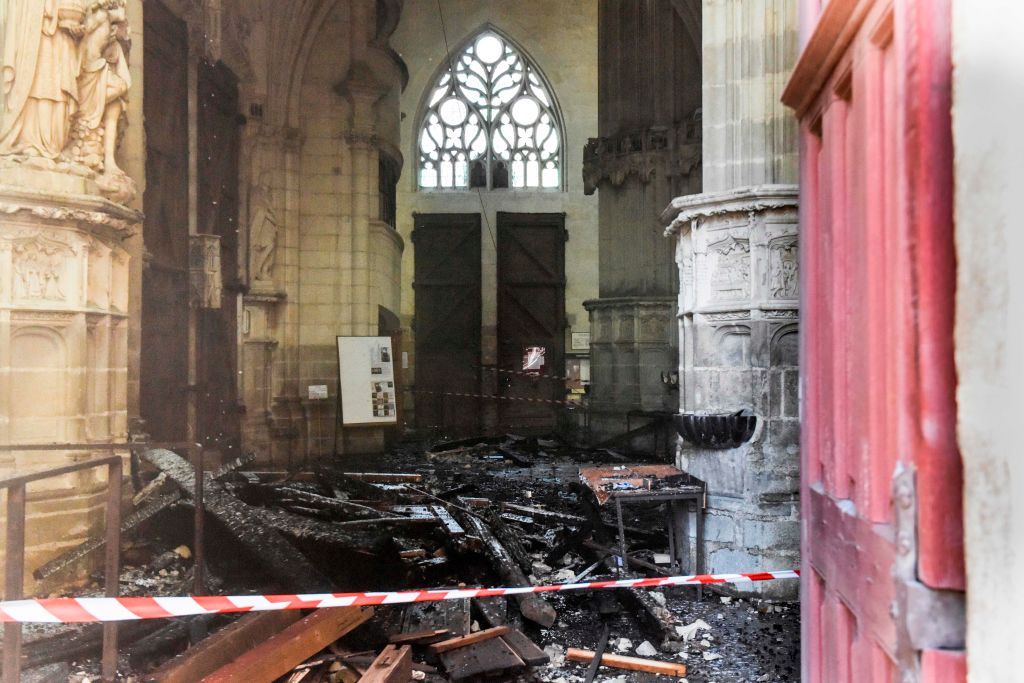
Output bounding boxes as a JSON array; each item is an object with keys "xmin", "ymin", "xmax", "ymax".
[{"xmin": 13, "ymin": 434, "xmax": 799, "ymax": 682}]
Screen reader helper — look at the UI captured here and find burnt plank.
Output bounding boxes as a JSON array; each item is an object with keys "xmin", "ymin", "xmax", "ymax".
[
  {"xmin": 459, "ymin": 513, "xmax": 557, "ymax": 628},
  {"xmin": 500, "ymin": 630, "xmax": 550, "ymax": 666},
  {"xmin": 439, "ymin": 637, "xmax": 526, "ymax": 680},
  {"xmin": 141, "ymin": 448, "xmax": 331, "ymax": 591},
  {"xmin": 472, "ymin": 597, "xmax": 507, "ymax": 628},
  {"xmin": 428, "ymin": 626, "xmax": 511, "ymax": 654}
]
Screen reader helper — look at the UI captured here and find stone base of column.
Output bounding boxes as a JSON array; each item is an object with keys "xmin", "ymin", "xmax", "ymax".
[
  {"xmin": 663, "ymin": 185, "xmax": 800, "ymax": 598},
  {"xmin": 583, "ymin": 296, "xmax": 678, "ymax": 444},
  {"xmin": 0, "ymin": 176, "xmax": 140, "ymax": 592}
]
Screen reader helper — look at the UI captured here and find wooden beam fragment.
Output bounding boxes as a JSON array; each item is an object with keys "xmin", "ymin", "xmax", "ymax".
[
  {"xmin": 387, "ymin": 628, "xmax": 450, "ymax": 645},
  {"xmin": 357, "ymin": 645, "xmax": 412, "ymax": 683},
  {"xmin": 439, "ymin": 637, "xmax": 526, "ymax": 680},
  {"xmin": 428, "ymin": 626, "xmax": 511, "ymax": 654},
  {"xmin": 142, "ymin": 449, "xmax": 331, "ymax": 590},
  {"xmin": 499, "ymin": 630, "xmax": 550, "ymax": 666},
  {"xmin": 565, "ymin": 648, "xmax": 687, "ymax": 677},
  {"xmin": 458, "ymin": 513, "xmax": 557, "ymax": 628},
  {"xmin": 201, "ymin": 607, "xmax": 373, "ymax": 683},
  {"xmin": 143, "ymin": 610, "xmax": 301, "ymax": 683}
]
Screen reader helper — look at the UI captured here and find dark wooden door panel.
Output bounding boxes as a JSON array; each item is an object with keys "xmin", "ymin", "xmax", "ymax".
[
  {"xmin": 413, "ymin": 214, "xmax": 482, "ymax": 435},
  {"xmin": 496, "ymin": 213, "xmax": 566, "ymax": 432},
  {"xmin": 140, "ymin": 0, "xmax": 189, "ymax": 442},
  {"xmin": 197, "ymin": 59, "xmax": 242, "ymax": 455}
]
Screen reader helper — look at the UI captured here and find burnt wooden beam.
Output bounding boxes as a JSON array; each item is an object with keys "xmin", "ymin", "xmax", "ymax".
[
  {"xmin": 458, "ymin": 513, "xmax": 557, "ymax": 628},
  {"xmin": 142, "ymin": 449, "xmax": 331, "ymax": 591},
  {"xmin": 33, "ymin": 491, "xmax": 182, "ymax": 581}
]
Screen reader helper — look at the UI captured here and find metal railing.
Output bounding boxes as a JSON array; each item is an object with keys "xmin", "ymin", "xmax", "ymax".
[{"xmin": 0, "ymin": 441, "xmax": 204, "ymax": 682}]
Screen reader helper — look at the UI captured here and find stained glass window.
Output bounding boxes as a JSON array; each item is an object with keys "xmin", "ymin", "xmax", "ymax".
[{"xmin": 418, "ymin": 32, "xmax": 562, "ymax": 190}]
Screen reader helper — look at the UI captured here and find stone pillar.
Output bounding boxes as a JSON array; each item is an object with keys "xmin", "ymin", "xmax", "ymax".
[
  {"xmin": 0, "ymin": 0, "xmax": 141, "ymax": 588},
  {"xmin": 584, "ymin": 0, "xmax": 702, "ymax": 441},
  {"xmin": 660, "ymin": 0, "xmax": 800, "ymax": 597}
]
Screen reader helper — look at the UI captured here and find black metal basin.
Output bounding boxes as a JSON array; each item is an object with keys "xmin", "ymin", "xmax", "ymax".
[{"xmin": 673, "ymin": 412, "xmax": 758, "ymax": 449}]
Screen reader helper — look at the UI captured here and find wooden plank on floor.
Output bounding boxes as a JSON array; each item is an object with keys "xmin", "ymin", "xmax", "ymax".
[
  {"xmin": 142, "ymin": 610, "xmax": 301, "ymax": 683},
  {"xmin": 428, "ymin": 626, "xmax": 511, "ymax": 654},
  {"xmin": 357, "ymin": 644, "xmax": 412, "ymax": 683},
  {"xmin": 565, "ymin": 648, "xmax": 687, "ymax": 677},
  {"xmin": 201, "ymin": 607, "xmax": 373, "ymax": 683},
  {"xmin": 439, "ymin": 637, "xmax": 526, "ymax": 680},
  {"xmin": 387, "ymin": 628, "xmax": 450, "ymax": 645},
  {"xmin": 500, "ymin": 630, "xmax": 550, "ymax": 666}
]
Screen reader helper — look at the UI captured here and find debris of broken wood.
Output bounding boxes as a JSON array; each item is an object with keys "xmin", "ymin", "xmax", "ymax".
[
  {"xmin": 566, "ymin": 647, "xmax": 688, "ymax": 677},
  {"xmin": 387, "ymin": 628, "xmax": 450, "ymax": 645},
  {"xmin": 142, "ymin": 448, "xmax": 332, "ymax": 591},
  {"xmin": 439, "ymin": 637, "xmax": 527, "ymax": 680},
  {"xmin": 358, "ymin": 644, "xmax": 412, "ymax": 683},
  {"xmin": 428, "ymin": 625, "xmax": 511, "ymax": 654},
  {"xmin": 458, "ymin": 512, "xmax": 557, "ymax": 628},
  {"xmin": 142, "ymin": 610, "xmax": 301, "ymax": 683},
  {"xmin": 201, "ymin": 607, "xmax": 373, "ymax": 683}
]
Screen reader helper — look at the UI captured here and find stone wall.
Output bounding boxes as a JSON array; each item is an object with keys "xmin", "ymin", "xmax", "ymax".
[
  {"xmin": 585, "ymin": 0, "xmax": 703, "ymax": 440},
  {"xmin": 952, "ymin": 0, "xmax": 1024, "ymax": 675}
]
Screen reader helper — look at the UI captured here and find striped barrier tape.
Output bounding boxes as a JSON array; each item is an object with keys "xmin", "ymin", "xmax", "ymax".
[
  {"xmin": 0, "ymin": 570, "xmax": 799, "ymax": 623},
  {"xmin": 412, "ymin": 388, "xmax": 574, "ymax": 407}
]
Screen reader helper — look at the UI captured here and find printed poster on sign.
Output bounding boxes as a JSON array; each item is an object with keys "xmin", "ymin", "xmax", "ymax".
[{"xmin": 337, "ymin": 336, "xmax": 398, "ymax": 425}]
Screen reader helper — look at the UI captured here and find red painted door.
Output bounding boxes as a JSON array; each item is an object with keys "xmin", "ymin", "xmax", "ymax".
[{"xmin": 782, "ymin": 1, "xmax": 965, "ymax": 681}]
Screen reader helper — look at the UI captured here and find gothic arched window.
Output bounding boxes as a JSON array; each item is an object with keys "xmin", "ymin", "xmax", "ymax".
[{"xmin": 418, "ymin": 31, "xmax": 562, "ymax": 191}]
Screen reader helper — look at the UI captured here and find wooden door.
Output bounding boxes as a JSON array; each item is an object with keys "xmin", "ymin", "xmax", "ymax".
[
  {"xmin": 413, "ymin": 214, "xmax": 482, "ymax": 435},
  {"xmin": 782, "ymin": 0, "xmax": 965, "ymax": 680},
  {"xmin": 140, "ymin": 0, "xmax": 189, "ymax": 443},
  {"xmin": 496, "ymin": 213, "xmax": 566, "ymax": 433},
  {"xmin": 196, "ymin": 60, "xmax": 242, "ymax": 456}
]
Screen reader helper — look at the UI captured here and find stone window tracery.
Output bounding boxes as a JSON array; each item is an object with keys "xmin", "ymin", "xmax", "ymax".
[{"xmin": 417, "ymin": 31, "xmax": 562, "ymax": 190}]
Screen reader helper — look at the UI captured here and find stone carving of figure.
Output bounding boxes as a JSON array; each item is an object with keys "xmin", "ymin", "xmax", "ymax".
[
  {"xmin": 249, "ymin": 180, "xmax": 279, "ymax": 284},
  {"xmin": 0, "ymin": 0, "xmax": 86, "ymax": 159},
  {"xmin": 64, "ymin": 0, "xmax": 133, "ymax": 200}
]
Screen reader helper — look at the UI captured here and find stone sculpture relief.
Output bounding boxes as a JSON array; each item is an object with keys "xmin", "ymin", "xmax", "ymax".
[
  {"xmin": 10, "ymin": 233, "xmax": 74, "ymax": 301},
  {"xmin": 710, "ymin": 235, "xmax": 751, "ymax": 300},
  {"xmin": 769, "ymin": 239, "xmax": 798, "ymax": 299},
  {"xmin": 0, "ymin": 0, "xmax": 135, "ymax": 202},
  {"xmin": 248, "ymin": 178, "xmax": 279, "ymax": 286}
]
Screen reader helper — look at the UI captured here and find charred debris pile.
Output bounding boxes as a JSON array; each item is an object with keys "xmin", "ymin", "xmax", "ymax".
[{"xmin": 16, "ymin": 436, "xmax": 799, "ymax": 682}]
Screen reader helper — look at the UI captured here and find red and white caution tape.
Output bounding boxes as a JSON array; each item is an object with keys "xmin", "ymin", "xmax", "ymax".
[{"xmin": 0, "ymin": 570, "xmax": 799, "ymax": 623}]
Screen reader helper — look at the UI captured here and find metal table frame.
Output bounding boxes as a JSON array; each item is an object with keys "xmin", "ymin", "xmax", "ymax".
[{"xmin": 610, "ymin": 488, "xmax": 705, "ymax": 589}]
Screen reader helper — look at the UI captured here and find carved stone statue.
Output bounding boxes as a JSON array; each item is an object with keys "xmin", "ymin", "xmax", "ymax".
[
  {"xmin": 248, "ymin": 179, "xmax": 279, "ymax": 285},
  {"xmin": 0, "ymin": 0, "xmax": 86, "ymax": 159},
  {"xmin": 64, "ymin": 0, "xmax": 134, "ymax": 201},
  {"xmin": 0, "ymin": 0, "xmax": 135, "ymax": 202}
]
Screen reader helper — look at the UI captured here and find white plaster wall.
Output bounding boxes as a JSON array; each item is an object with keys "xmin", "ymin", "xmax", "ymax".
[
  {"xmin": 391, "ymin": 0, "xmax": 599, "ymax": 368},
  {"xmin": 952, "ymin": 0, "xmax": 1024, "ymax": 677}
]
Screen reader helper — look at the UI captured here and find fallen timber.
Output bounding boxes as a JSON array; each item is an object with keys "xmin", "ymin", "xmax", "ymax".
[
  {"xmin": 34, "ymin": 454, "xmax": 255, "ymax": 582},
  {"xmin": 201, "ymin": 607, "xmax": 373, "ymax": 683},
  {"xmin": 142, "ymin": 449, "xmax": 332, "ymax": 591},
  {"xmin": 457, "ymin": 512, "xmax": 557, "ymax": 628}
]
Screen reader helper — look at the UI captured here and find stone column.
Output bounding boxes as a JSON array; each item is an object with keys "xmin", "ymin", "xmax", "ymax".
[
  {"xmin": 584, "ymin": 0, "xmax": 703, "ymax": 442},
  {"xmin": 0, "ymin": 0, "xmax": 141, "ymax": 588},
  {"xmin": 660, "ymin": 0, "xmax": 800, "ymax": 597}
]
